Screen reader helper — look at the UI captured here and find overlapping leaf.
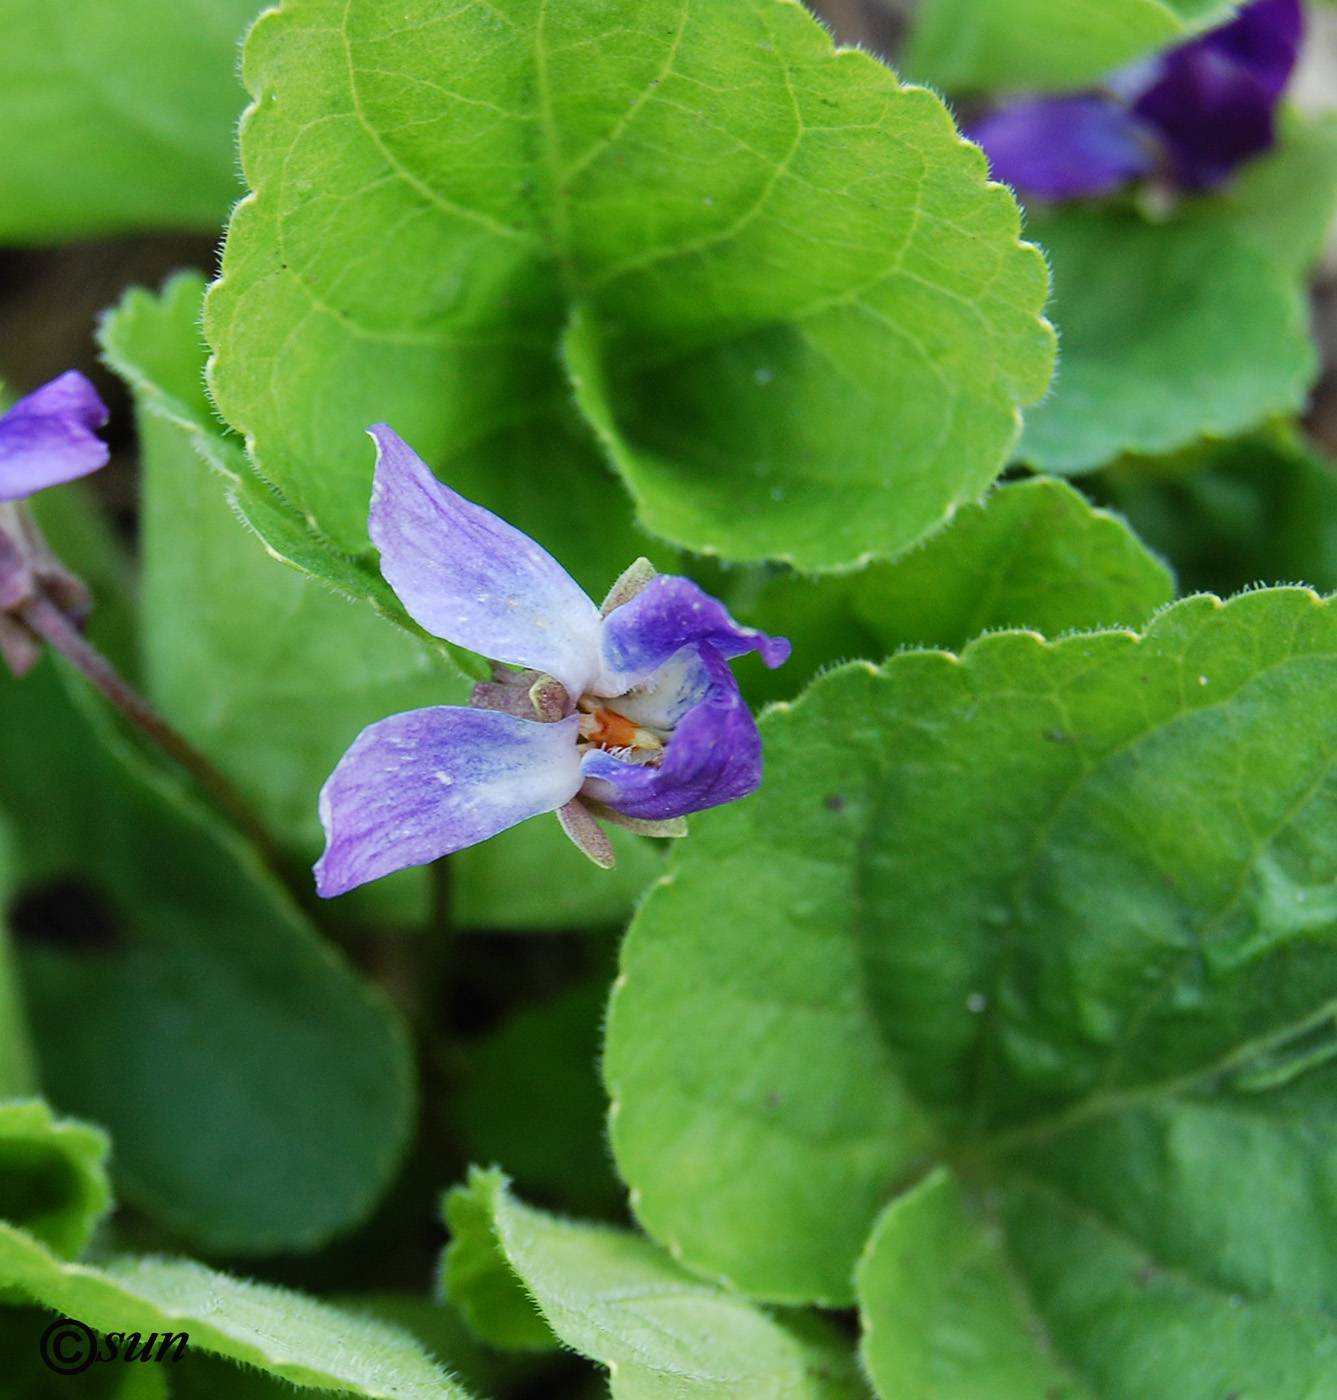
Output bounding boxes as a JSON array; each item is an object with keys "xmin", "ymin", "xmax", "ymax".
[
  {"xmin": 205, "ymin": 0, "xmax": 1053, "ymax": 578},
  {"xmin": 104, "ymin": 274, "xmax": 663, "ymax": 929},
  {"xmin": 606, "ymin": 582, "xmax": 1337, "ymax": 1388},
  {"xmin": 442, "ymin": 1169, "xmax": 859, "ymax": 1398}
]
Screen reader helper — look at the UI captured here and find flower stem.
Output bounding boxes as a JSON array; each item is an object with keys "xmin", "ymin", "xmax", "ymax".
[{"xmin": 17, "ymin": 593, "xmax": 298, "ymax": 902}]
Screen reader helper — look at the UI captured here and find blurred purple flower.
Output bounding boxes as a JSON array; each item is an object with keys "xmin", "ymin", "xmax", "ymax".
[
  {"xmin": 0, "ymin": 371, "xmax": 109, "ymax": 675},
  {"xmin": 971, "ymin": 0, "xmax": 1304, "ymax": 200},
  {"xmin": 314, "ymin": 426, "xmax": 790, "ymax": 897}
]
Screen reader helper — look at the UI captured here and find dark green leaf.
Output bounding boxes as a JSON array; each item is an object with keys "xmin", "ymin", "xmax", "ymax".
[
  {"xmin": 0, "ymin": 1101, "xmax": 108, "ymax": 1262},
  {"xmin": 1019, "ymin": 122, "xmax": 1337, "ymax": 474},
  {"xmin": 1, "ymin": 660, "xmax": 414, "ymax": 1254}
]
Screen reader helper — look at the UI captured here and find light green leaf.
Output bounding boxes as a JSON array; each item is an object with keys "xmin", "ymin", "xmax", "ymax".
[
  {"xmin": 608, "ymin": 587, "xmax": 1337, "ymax": 1330},
  {"xmin": 1, "ymin": 659, "xmax": 414, "ymax": 1255},
  {"xmin": 903, "ymin": 0, "xmax": 1234, "ymax": 94},
  {"xmin": 0, "ymin": 0, "xmax": 257, "ymax": 242},
  {"xmin": 444, "ymin": 1168, "xmax": 861, "ymax": 1398},
  {"xmin": 604, "ymin": 663, "xmax": 938, "ymax": 1306},
  {"xmin": 0, "ymin": 1100, "xmax": 109, "ymax": 1261},
  {"xmin": 0, "ymin": 1222, "xmax": 467, "ymax": 1397},
  {"xmin": 856, "ymin": 1170, "xmax": 1082, "ymax": 1400},
  {"xmin": 205, "ymin": 0, "xmax": 1053, "ymax": 575},
  {"xmin": 1019, "ymin": 122, "xmax": 1337, "ymax": 474}
]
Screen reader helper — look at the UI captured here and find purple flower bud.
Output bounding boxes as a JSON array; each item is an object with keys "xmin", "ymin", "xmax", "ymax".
[
  {"xmin": 0, "ymin": 371, "xmax": 110, "ymax": 503},
  {"xmin": 0, "ymin": 372, "xmax": 108, "ymax": 676},
  {"xmin": 314, "ymin": 426, "xmax": 790, "ymax": 896}
]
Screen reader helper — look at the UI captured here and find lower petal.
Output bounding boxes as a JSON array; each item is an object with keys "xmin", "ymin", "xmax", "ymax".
[
  {"xmin": 315, "ymin": 708, "xmax": 582, "ymax": 897},
  {"xmin": 580, "ymin": 647, "xmax": 762, "ymax": 821},
  {"xmin": 969, "ymin": 96, "xmax": 1155, "ymax": 201}
]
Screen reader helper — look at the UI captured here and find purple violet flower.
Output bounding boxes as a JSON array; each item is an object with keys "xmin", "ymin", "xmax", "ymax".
[
  {"xmin": 313, "ymin": 426, "xmax": 790, "ymax": 898},
  {"xmin": 970, "ymin": 0, "xmax": 1304, "ymax": 200},
  {"xmin": 0, "ymin": 371, "xmax": 110, "ymax": 676}
]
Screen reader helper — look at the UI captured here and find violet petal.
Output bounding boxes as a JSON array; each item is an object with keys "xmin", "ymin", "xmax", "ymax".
[
  {"xmin": 1195, "ymin": 0, "xmax": 1303, "ymax": 100},
  {"xmin": 597, "ymin": 574, "xmax": 790, "ymax": 694},
  {"xmin": 1133, "ymin": 46, "xmax": 1277, "ymax": 188},
  {"xmin": 0, "ymin": 371, "xmax": 110, "ymax": 503},
  {"xmin": 315, "ymin": 706, "xmax": 583, "ymax": 897},
  {"xmin": 368, "ymin": 425, "xmax": 603, "ymax": 700},
  {"xmin": 969, "ymin": 95, "xmax": 1156, "ymax": 201},
  {"xmin": 580, "ymin": 646, "xmax": 763, "ymax": 820}
]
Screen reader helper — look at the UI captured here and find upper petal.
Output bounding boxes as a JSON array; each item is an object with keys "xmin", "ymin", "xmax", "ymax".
[
  {"xmin": 1132, "ymin": 45, "xmax": 1278, "ymax": 189},
  {"xmin": 580, "ymin": 646, "xmax": 763, "ymax": 821},
  {"xmin": 0, "ymin": 371, "xmax": 110, "ymax": 503},
  {"xmin": 969, "ymin": 96, "xmax": 1156, "ymax": 201},
  {"xmin": 596, "ymin": 574, "xmax": 790, "ymax": 695},
  {"xmin": 314, "ymin": 705, "xmax": 582, "ymax": 897},
  {"xmin": 1193, "ymin": 0, "xmax": 1302, "ymax": 101},
  {"xmin": 368, "ymin": 425, "xmax": 603, "ymax": 699}
]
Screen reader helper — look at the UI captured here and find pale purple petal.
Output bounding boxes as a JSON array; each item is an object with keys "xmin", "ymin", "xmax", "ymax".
[
  {"xmin": 969, "ymin": 96, "xmax": 1156, "ymax": 201},
  {"xmin": 367, "ymin": 425, "xmax": 603, "ymax": 700},
  {"xmin": 315, "ymin": 706, "xmax": 582, "ymax": 897},
  {"xmin": 0, "ymin": 372, "xmax": 109, "ymax": 503},
  {"xmin": 596, "ymin": 574, "xmax": 790, "ymax": 694},
  {"xmin": 580, "ymin": 647, "xmax": 762, "ymax": 820}
]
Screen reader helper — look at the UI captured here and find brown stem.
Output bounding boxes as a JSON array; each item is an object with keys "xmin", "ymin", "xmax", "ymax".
[{"xmin": 18, "ymin": 592, "xmax": 304, "ymax": 906}]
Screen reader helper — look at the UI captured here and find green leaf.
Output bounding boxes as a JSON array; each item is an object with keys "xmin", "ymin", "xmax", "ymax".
[
  {"xmin": 0, "ymin": 659, "xmax": 415, "ymax": 1255},
  {"xmin": 1093, "ymin": 425, "xmax": 1337, "ymax": 599},
  {"xmin": 0, "ymin": 1101, "xmax": 108, "ymax": 1262},
  {"xmin": 441, "ymin": 1172, "xmax": 558, "ymax": 1353},
  {"xmin": 852, "ymin": 475, "xmax": 1173, "ymax": 653},
  {"xmin": 205, "ymin": 0, "xmax": 1053, "ymax": 575},
  {"xmin": 0, "ymin": 0, "xmax": 256, "ymax": 242},
  {"xmin": 608, "ymin": 587, "xmax": 1337, "ymax": 1330},
  {"xmin": 903, "ymin": 0, "xmax": 1233, "ymax": 94},
  {"xmin": 857, "ymin": 1170, "xmax": 1081, "ymax": 1400},
  {"xmin": 0, "ymin": 1222, "xmax": 467, "ymax": 1397},
  {"xmin": 1019, "ymin": 122, "xmax": 1337, "ymax": 474},
  {"xmin": 443, "ymin": 1168, "xmax": 861, "ymax": 1397}
]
